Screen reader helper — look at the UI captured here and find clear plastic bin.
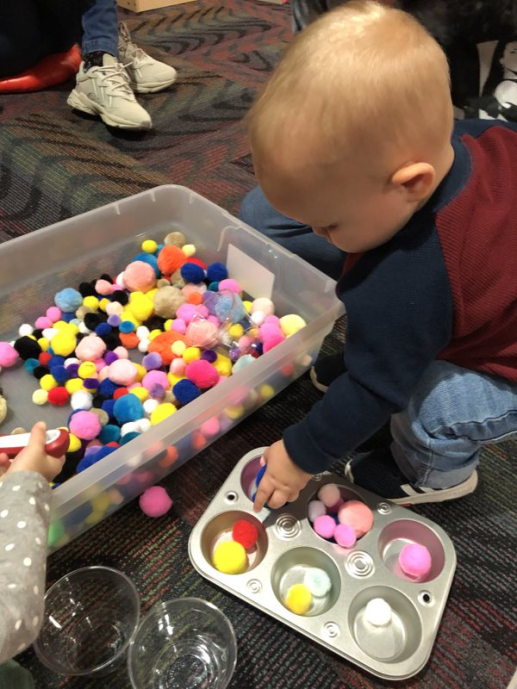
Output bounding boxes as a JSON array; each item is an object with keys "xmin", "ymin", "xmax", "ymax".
[{"xmin": 0, "ymin": 185, "xmax": 344, "ymax": 551}]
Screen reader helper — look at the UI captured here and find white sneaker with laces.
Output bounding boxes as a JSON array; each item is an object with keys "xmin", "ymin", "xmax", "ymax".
[
  {"xmin": 67, "ymin": 54, "xmax": 152, "ymax": 130},
  {"xmin": 118, "ymin": 22, "xmax": 177, "ymax": 94}
]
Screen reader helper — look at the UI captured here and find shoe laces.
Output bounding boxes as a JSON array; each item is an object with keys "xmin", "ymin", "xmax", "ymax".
[
  {"xmin": 119, "ymin": 22, "xmax": 152, "ymax": 65},
  {"xmin": 89, "ymin": 62, "xmax": 135, "ymax": 99}
]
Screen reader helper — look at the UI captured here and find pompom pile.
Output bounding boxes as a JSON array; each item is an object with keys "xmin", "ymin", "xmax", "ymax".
[{"xmin": 308, "ymin": 483, "xmax": 374, "ymax": 548}]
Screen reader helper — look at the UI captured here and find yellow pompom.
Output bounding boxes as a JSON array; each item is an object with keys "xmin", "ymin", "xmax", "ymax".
[
  {"xmin": 37, "ymin": 337, "xmax": 50, "ymax": 352},
  {"xmin": 142, "ymin": 239, "xmax": 158, "ymax": 254},
  {"xmin": 146, "ymin": 288, "xmax": 158, "ymax": 301},
  {"xmin": 32, "ymin": 389, "xmax": 49, "ymax": 405},
  {"xmin": 134, "ymin": 363, "xmax": 147, "ymax": 382},
  {"xmin": 243, "ymin": 300, "xmax": 252, "ymax": 314},
  {"xmin": 65, "ymin": 378, "xmax": 84, "ymax": 394},
  {"xmin": 40, "ymin": 374, "xmax": 58, "ymax": 391},
  {"xmin": 228, "ymin": 324, "xmax": 244, "ymax": 339},
  {"xmin": 182, "ymin": 243, "xmax": 196, "ymax": 258},
  {"xmin": 128, "ymin": 297, "xmax": 153, "ymax": 322},
  {"xmin": 183, "ymin": 346, "xmax": 201, "ymax": 363},
  {"xmin": 121, "ymin": 311, "xmax": 141, "ymax": 327},
  {"xmin": 68, "ymin": 433, "xmax": 81, "ymax": 453},
  {"xmin": 259, "ymin": 383, "xmax": 275, "ymax": 401},
  {"xmin": 78, "ymin": 361, "xmax": 97, "ymax": 379},
  {"xmin": 52, "ymin": 320, "xmax": 68, "ymax": 330},
  {"xmin": 99, "ymin": 298, "xmax": 110, "ymax": 312},
  {"xmin": 91, "ymin": 492, "xmax": 110, "ymax": 514},
  {"xmin": 285, "ymin": 584, "xmax": 312, "ymax": 615},
  {"xmin": 129, "ymin": 386, "xmax": 149, "ymax": 402},
  {"xmin": 150, "ymin": 402, "xmax": 177, "ymax": 426},
  {"xmin": 164, "ymin": 319, "xmax": 173, "ymax": 332},
  {"xmin": 167, "ymin": 373, "xmax": 186, "ymax": 387},
  {"xmin": 279, "ymin": 314, "xmax": 307, "ymax": 337},
  {"xmin": 212, "ymin": 541, "xmax": 247, "ymax": 575},
  {"xmin": 225, "ymin": 404, "xmax": 244, "ymax": 420},
  {"xmin": 171, "ymin": 340, "xmax": 186, "ymax": 356},
  {"xmin": 51, "ymin": 331, "xmax": 77, "ymax": 356},
  {"xmin": 148, "ymin": 329, "xmax": 162, "ymax": 341},
  {"xmin": 214, "ymin": 355, "xmax": 232, "ymax": 377},
  {"xmin": 83, "ymin": 296, "xmax": 99, "ymax": 311}
]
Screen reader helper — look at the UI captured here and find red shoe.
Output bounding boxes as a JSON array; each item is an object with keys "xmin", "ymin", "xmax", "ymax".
[{"xmin": 0, "ymin": 45, "xmax": 81, "ymax": 93}]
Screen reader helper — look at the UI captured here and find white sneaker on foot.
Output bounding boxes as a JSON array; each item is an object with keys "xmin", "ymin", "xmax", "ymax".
[
  {"xmin": 118, "ymin": 22, "xmax": 177, "ymax": 94},
  {"xmin": 67, "ymin": 54, "xmax": 152, "ymax": 130}
]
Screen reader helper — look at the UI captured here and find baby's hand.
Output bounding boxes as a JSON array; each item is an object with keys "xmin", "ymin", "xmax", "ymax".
[
  {"xmin": 253, "ymin": 439, "xmax": 312, "ymax": 512},
  {"xmin": 0, "ymin": 422, "xmax": 65, "ymax": 483}
]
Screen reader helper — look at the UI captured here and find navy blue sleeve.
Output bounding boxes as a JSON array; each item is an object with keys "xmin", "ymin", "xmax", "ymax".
[{"xmin": 283, "ymin": 214, "xmax": 454, "ymax": 474}]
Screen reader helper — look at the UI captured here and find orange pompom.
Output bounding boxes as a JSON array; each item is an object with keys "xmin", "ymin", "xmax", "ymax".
[
  {"xmin": 120, "ymin": 332, "xmax": 140, "ymax": 349},
  {"xmin": 148, "ymin": 330, "xmax": 189, "ymax": 365},
  {"xmin": 157, "ymin": 245, "xmax": 187, "ymax": 276},
  {"xmin": 186, "ymin": 291, "xmax": 204, "ymax": 306}
]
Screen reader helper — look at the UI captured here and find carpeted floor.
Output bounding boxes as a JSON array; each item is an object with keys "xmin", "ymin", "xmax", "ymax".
[{"xmin": 1, "ymin": 1, "xmax": 516, "ymax": 687}]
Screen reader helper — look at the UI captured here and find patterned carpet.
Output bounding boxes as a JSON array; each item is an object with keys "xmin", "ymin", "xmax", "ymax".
[{"xmin": 1, "ymin": 1, "xmax": 516, "ymax": 687}]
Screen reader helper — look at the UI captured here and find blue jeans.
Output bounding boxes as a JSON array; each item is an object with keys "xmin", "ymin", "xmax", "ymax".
[
  {"xmin": 391, "ymin": 361, "xmax": 517, "ymax": 489},
  {"xmin": 81, "ymin": 0, "xmax": 119, "ymax": 57},
  {"xmin": 239, "ymin": 185, "xmax": 346, "ymax": 280}
]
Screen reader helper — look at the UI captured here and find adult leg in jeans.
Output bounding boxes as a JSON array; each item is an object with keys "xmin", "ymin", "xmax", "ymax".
[
  {"xmin": 239, "ymin": 185, "xmax": 346, "ymax": 280},
  {"xmin": 391, "ymin": 361, "xmax": 517, "ymax": 489},
  {"xmin": 81, "ymin": 0, "xmax": 119, "ymax": 57}
]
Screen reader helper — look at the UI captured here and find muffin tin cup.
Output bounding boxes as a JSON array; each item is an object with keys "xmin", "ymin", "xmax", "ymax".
[{"xmin": 189, "ymin": 448, "xmax": 456, "ymax": 680}]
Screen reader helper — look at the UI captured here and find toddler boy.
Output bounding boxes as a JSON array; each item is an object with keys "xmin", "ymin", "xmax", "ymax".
[{"xmin": 248, "ymin": 1, "xmax": 517, "ymax": 512}]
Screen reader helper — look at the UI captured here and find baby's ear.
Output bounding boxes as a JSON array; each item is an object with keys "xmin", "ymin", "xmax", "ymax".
[{"xmin": 391, "ymin": 162, "xmax": 435, "ymax": 202}]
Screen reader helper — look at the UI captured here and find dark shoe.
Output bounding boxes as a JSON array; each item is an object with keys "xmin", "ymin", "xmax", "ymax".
[
  {"xmin": 344, "ymin": 447, "xmax": 478, "ymax": 505},
  {"xmin": 310, "ymin": 351, "xmax": 346, "ymax": 392}
]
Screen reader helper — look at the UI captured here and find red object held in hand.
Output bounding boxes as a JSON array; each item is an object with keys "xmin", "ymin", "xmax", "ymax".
[{"xmin": 0, "ymin": 429, "xmax": 70, "ymax": 458}]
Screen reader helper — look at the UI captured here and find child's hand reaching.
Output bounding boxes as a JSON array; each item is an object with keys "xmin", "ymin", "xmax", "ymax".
[
  {"xmin": 253, "ymin": 439, "xmax": 312, "ymax": 512},
  {"xmin": 0, "ymin": 422, "xmax": 65, "ymax": 483}
]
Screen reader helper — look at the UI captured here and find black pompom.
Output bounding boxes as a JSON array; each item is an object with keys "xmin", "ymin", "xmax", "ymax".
[
  {"xmin": 33, "ymin": 365, "xmax": 49, "ymax": 380},
  {"xmin": 79, "ymin": 282, "xmax": 97, "ymax": 298},
  {"xmin": 102, "ymin": 333, "xmax": 121, "ymax": 351},
  {"xmin": 111, "ymin": 291, "xmax": 129, "ymax": 306},
  {"xmin": 143, "ymin": 316, "xmax": 166, "ymax": 331},
  {"xmin": 100, "ymin": 273, "xmax": 114, "ymax": 284},
  {"xmin": 14, "ymin": 336, "xmax": 42, "ymax": 360},
  {"xmin": 84, "ymin": 313, "xmax": 101, "ymax": 330}
]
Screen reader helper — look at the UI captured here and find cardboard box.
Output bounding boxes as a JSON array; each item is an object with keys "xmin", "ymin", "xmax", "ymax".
[{"xmin": 118, "ymin": 0, "xmax": 195, "ymax": 12}]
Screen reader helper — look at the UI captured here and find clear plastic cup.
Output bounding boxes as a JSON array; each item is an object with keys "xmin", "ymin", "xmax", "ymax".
[
  {"xmin": 34, "ymin": 566, "xmax": 140, "ymax": 677},
  {"xmin": 128, "ymin": 598, "xmax": 237, "ymax": 689}
]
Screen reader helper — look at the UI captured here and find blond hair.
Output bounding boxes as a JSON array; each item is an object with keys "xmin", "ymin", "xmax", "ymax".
[{"xmin": 247, "ymin": 1, "xmax": 453, "ymax": 173}]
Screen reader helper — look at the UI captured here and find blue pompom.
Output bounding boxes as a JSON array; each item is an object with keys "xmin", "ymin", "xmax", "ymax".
[
  {"xmin": 180, "ymin": 262, "xmax": 205, "ymax": 284},
  {"xmin": 173, "ymin": 379, "xmax": 201, "ymax": 405},
  {"xmin": 61, "ymin": 312, "xmax": 75, "ymax": 323},
  {"xmin": 113, "ymin": 395, "xmax": 144, "ymax": 424},
  {"xmin": 208, "ymin": 281, "xmax": 220, "ymax": 292},
  {"xmin": 132, "ymin": 252, "xmax": 160, "ymax": 276},
  {"xmin": 95, "ymin": 323, "xmax": 112, "ymax": 337},
  {"xmin": 51, "ymin": 365, "xmax": 70, "ymax": 383},
  {"xmin": 55, "ymin": 288, "xmax": 83, "ymax": 312},
  {"xmin": 99, "ymin": 424, "xmax": 121, "ymax": 444},
  {"xmin": 48, "ymin": 355, "xmax": 65, "ymax": 368},
  {"xmin": 206, "ymin": 262, "xmax": 228, "ymax": 283},
  {"xmin": 120, "ymin": 431, "xmax": 140, "ymax": 445},
  {"xmin": 99, "ymin": 379, "xmax": 118, "ymax": 397},
  {"xmin": 101, "ymin": 399, "xmax": 117, "ymax": 420},
  {"xmin": 120, "ymin": 321, "xmax": 136, "ymax": 333},
  {"xmin": 24, "ymin": 358, "xmax": 40, "ymax": 374}
]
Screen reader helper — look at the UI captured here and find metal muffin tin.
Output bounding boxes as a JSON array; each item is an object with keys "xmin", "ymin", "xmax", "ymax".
[{"xmin": 189, "ymin": 448, "xmax": 456, "ymax": 680}]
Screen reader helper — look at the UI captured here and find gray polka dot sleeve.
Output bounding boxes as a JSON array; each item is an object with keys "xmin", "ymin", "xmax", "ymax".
[{"xmin": 0, "ymin": 471, "xmax": 51, "ymax": 662}]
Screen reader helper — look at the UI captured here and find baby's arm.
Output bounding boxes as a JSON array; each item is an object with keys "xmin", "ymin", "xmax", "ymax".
[{"xmin": 0, "ymin": 423, "xmax": 64, "ymax": 662}]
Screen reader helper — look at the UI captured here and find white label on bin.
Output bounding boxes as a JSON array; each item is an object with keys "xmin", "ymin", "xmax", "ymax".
[{"xmin": 226, "ymin": 244, "xmax": 275, "ymax": 299}]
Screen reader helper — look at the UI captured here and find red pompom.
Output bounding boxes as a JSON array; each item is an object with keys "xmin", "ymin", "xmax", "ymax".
[
  {"xmin": 232, "ymin": 520, "xmax": 259, "ymax": 549},
  {"xmin": 185, "ymin": 257, "xmax": 207, "ymax": 270},
  {"xmin": 47, "ymin": 386, "xmax": 70, "ymax": 406},
  {"xmin": 39, "ymin": 352, "xmax": 52, "ymax": 366},
  {"xmin": 113, "ymin": 387, "xmax": 129, "ymax": 400}
]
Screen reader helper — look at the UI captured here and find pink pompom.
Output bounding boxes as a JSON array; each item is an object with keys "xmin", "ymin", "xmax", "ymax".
[
  {"xmin": 113, "ymin": 346, "xmax": 129, "ymax": 360},
  {"xmin": 334, "ymin": 524, "xmax": 357, "ymax": 548},
  {"xmin": 170, "ymin": 358, "xmax": 186, "ymax": 375},
  {"xmin": 69, "ymin": 411, "xmax": 101, "ymax": 441},
  {"xmin": 314, "ymin": 515, "xmax": 336, "ymax": 540},
  {"xmin": 264, "ymin": 315, "xmax": 280, "ymax": 325},
  {"xmin": 196, "ymin": 304, "xmax": 209, "ymax": 319},
  {"xmin": 207, "ymin": 315, "xmax": 219, "ymax": 327},
  {"xmin": 259, "ymin": 323, "xmax": 286, "ymax": 353},
  {"xmin": 338, "ymin": 500, "xmax": 374, "ymax": 537},
  {"xmin": 35, "ymin": 316, "xmax": 53, "ymax": 329},
  {"xmin": 95, "ymin": 279, "xmax": 113, "ymax": 295},
  {"xmin": 75, "ymin": 335, "xmax": 107, "ymax": 362},
  {"xmin": 46, "ymin": 306, "xmax": 62, "ymax": 323},
  {"xmin": 124, "ymin": 261, "xmax": 157, "ymax": 293},
  {"xmin": 317, "ymin": 483, "xmax": 341, "ymax": 508},
  {"xmin": 186, "ymin": 359, "xmax": 219, "ymax": 389},
  {"xmin": 218, "ymin": 279, "xmax": 242, "ymax": 294},
  {"xmin": 108, "ymin": 359, "xmax": 138, "ymax": 385},
  {"xmin": 187, "ymin": 319, "xmax": 218, "ymax": 347},
  {"xmin": 399, "ymin": 543, "xmax": 432, "ymax": 580},
  {"xmin": 95, "ymin": 358, "xmax": 107, "ymax": 372},
  {"xmin": 176, "ymin": 303, "xmax": 197, "ymax": 325},
  {"xmin": 171, "ymin": 318, "xmax": 187, "ymax": 334},
  {"xmin": 142, "ymin": 370, "xmax": 169, "ymax": 391},
  {"xmin": 201, "ymin": 417, "xmax": 220, "ymax": 436},
  {"xmin": 139, "ymin": 486, "xmax": 173, "ymax": 517},
  {"xmin": 98, "ymin": 367, "xmax": 109, "ymax": 382},
  {"xmin": 0, "ymin": 342, "xmax": 19, "ymax": 368}
]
